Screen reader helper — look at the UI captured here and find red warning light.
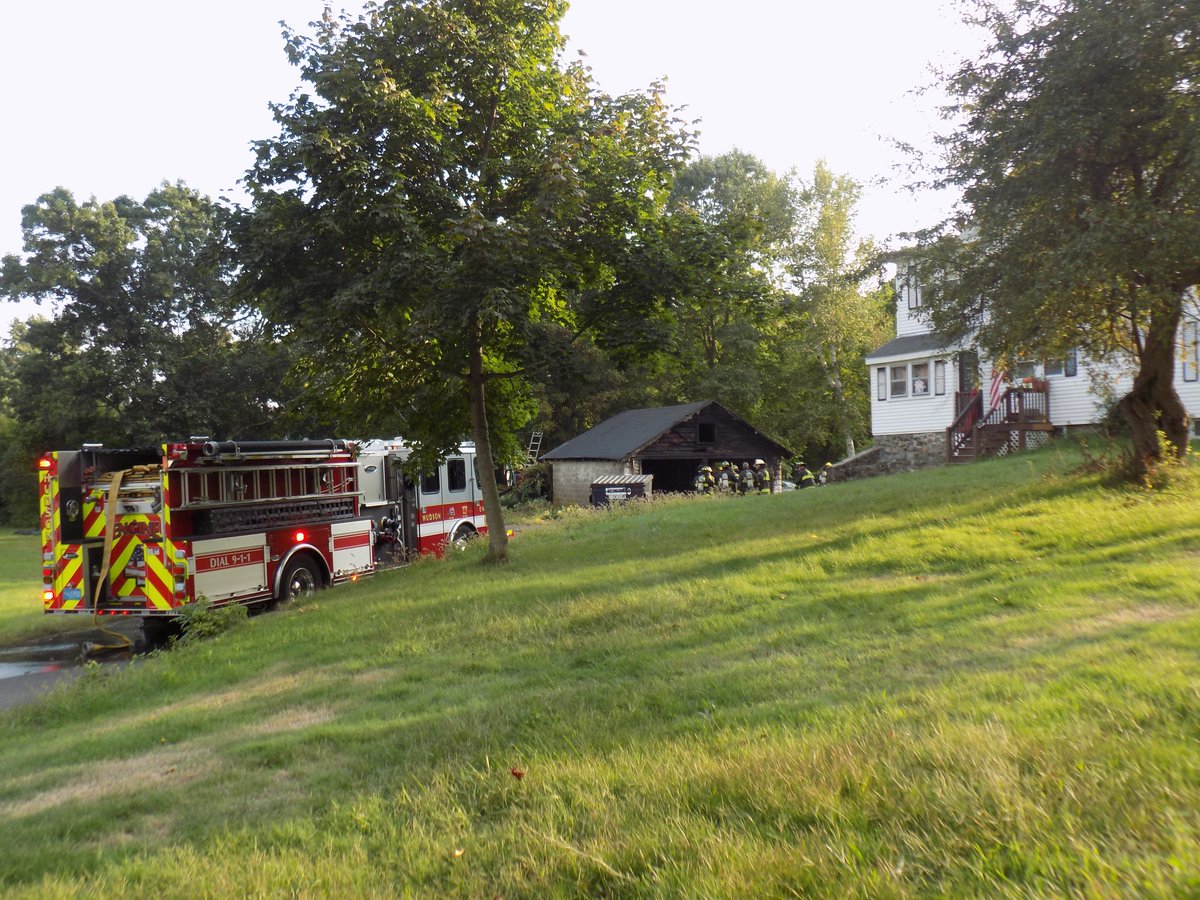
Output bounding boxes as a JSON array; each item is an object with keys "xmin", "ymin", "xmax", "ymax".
[
  {"xmin": 294, "ymin": 531, "xmax": 306, "ymax": 543},
  {"xmin": 38, "ymin": 457, "xmax": 55, "ymax": 475}
]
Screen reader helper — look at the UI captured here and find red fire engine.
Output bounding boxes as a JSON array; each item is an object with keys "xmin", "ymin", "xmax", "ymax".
[{"xmin": 37, "ymin": 438, "xmax": 486, "ymax": 633}]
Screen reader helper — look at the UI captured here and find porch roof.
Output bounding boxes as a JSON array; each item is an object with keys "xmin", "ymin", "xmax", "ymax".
[{"xmin": 866, "ymin": 332, "xmax": 957, "ymax": 363}]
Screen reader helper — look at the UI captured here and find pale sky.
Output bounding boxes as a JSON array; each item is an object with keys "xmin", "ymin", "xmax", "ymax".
[{"xmin": 0, "ymin": 0, "xmax": 983, "ymax": 330}]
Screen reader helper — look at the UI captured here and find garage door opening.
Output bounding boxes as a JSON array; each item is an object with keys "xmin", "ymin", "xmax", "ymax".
[{"xmin": 639, "ymin": 458, "xmax": 699, "ymax": 493}]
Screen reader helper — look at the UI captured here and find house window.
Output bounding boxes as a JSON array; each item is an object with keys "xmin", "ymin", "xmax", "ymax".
[
  {"xmin": 697, "ymin": 422, "xmax": 716, "ymax": 444},
  {"xmin": 1013, "ymin": 360, "xmax": 1038, "ymax": 381},
  {"xmin": 1044, "ymin": 358, "xmax": 1064, "ymax": 377},
  {"xmin": 1064, "ymin": 350, "xmax": 1078, "ymax": 377},
  {"xmin": 890, "ymin": 365, "xmax": 908, "ymax": 398},
  {"xmin": 934, "ymin": 359, "xmax": 946, "ymax": 395},
  {"xmin": 447, "ymin": 458, "xmax": 467, "ymax": 492},
  {"xmin": 912, "ymin": 362, "xmax": 930, "ymax": 397},
  {"xmin": 877, "ymin": 367, "xmax": 887, "ymax": 401},
  {"xmin": 906, "ymin": 272, "xmax": 922, "ymax": 310},
  {"xmin": 1183, "ymin": 322, "xmax": 1199, "ymax": 383}
]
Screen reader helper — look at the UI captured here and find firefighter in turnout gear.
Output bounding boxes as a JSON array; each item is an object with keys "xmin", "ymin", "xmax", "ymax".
[
  {"xmin": 716, "ymin": 461, "xmax": 734, "ymax": 493},
  {"xmin": 819, "ymin": 462, "xmax": 833, "ymax": 485},
  {"xmin": 753, "ymin": 458, "xmax": 771, "ymax": 493},
  {"xmin": 693, "ymin": 465, "xmax": 715, "ymax": 494},
  {"xmin": 739, "ymin": 462, "xmax": 756, "ymax": 495},
  {"xmin": 793, "ymin": 460, "xmax": 817, "ymax": 489}
]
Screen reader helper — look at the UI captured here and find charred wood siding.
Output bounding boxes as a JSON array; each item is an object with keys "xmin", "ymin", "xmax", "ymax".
[{"xmin": 639, "ymin": 409, "xmax": 779, "ymax": 462}]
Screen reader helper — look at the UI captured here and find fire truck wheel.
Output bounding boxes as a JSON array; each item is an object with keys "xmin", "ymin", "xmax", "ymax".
[
  {"xmin": 450, "ymin": 524, "xmax": 477, "ymax": 550},
  {"xmin": 279, "ymin": 555, "xmax": 321, "ymax": 603}
]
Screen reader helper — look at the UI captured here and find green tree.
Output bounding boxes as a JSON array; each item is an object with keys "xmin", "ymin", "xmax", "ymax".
[
  {"xmin": 660, "ymin": 151, "xmax": 795, "ymax": 411},
  {"xmin": 918, "ymin": 0, "xmax": 1200, "ymax": 478},
  {"xmin": 0, "ymin": 184, "xmax": 298, "ymax": 454},
  {"xmin": 768, "ymin": 161, "xmax": 890, "ymax": 459},
  {"xmin": 238, "ymin": 0, "xmax": 691, "ymax": 562}
]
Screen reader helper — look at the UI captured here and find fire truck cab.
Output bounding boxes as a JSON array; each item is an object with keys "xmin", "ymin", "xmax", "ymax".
[
  {"xmin": 37, "ymin": 437, "xmax": 486, "ymax": 629},
  {"xmin": 355, "ymin": 439, "xmax": 486, "ymax": 564}
]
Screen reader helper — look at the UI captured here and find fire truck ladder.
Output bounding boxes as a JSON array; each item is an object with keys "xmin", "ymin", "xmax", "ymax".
[
  {"xmin": 176, "ymin": 460, "xmax": 360, "ymax": 535},
  {"xmin": 526, "ymin": 431, "xmax": 543, "ymax": 463}
]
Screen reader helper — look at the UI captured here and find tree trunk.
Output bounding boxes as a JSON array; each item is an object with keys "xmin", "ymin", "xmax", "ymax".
[
  {"xmin": 817, "ymin": 345, "xmax": 855, "ymax": 458},
  {"xmin": 467, "ymin": 340, "xmax": 509, "ymax": 565},
  {"xmin": 1118, "ymin": 305, "xmax": 1189, "ymax": 479}
]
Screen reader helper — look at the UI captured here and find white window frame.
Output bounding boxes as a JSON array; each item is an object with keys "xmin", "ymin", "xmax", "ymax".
[
  {"xmin": 906, "ymin": 272, "xmax": 922, "ymax": 310},
  {"xmin": 911, "ymin": 361, "xmax": 931, "ymax": 397},
  {"xmin": 1183, "ymin": 322, "xmax": 1199, "ymax": 383},
  {"xmin": 890, "ymin": 365, "xmax": 909, "ymax": 398},
  {"xmin": 877, "ymin": 367, "xmax": 888, "ymax": 401},
  {"xmin": 934, "ymin": 359, "xmax": 947, "ymax": 395}
]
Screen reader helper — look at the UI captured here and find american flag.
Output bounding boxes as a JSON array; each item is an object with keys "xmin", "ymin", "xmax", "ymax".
[{"xmin": 988, "ymin": 368, "xmax": 1006, "ymax": 412}]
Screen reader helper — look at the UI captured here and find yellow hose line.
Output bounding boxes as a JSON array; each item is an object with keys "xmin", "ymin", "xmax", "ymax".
[
  {"xmin": 87, "ymin": 613, "xmax": 133, "ymax": 653},
  {"xmin": 86, "ymin": 464, "xmax": 161, "ymax": 653}
]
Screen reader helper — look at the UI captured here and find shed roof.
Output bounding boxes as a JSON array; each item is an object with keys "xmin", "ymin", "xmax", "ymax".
[
  {"xmin": 542, "ymin": 401, "xmax": 710, "ymax": 461},
  {"xmin": 542, "ymin": 400, "xmax": 792, "ymax": 461}
]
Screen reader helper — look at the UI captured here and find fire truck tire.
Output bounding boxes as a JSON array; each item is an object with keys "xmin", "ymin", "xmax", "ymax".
[
  {"xmin": 279, "ymin": 555, "xmax": 322, "ymax": 603},
  {"xmin": 450, "ymin": 524, "xmax": 477, "ymax": 550}
]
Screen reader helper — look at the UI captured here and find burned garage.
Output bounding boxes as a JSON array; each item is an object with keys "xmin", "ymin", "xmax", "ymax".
[{"xmin": 541, "ymin": 400, "xmax": 792, "ymax": 507}]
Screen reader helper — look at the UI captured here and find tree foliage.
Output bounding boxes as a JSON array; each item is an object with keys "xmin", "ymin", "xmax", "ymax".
[
  {"xmin": 520, "ymin": 151, "xmax": 888, "ymax": 464},
  {"xmin": 658, "ymin": 150, "xmax": 795, "ymax": 410},
  {"xmin": 0, "ymin": 184, "xmax": 300, "ymax": 524},
  {"xmin": 766, "ymin": 161, "xmax": 891, "ymax": 461},
  {"xmin": 238, "ymin": 0, "xmax": 693, "ymax": 561},
  {"xmin": 917, "ymin": 0, "xmax": 1200, "ymax": 476}
]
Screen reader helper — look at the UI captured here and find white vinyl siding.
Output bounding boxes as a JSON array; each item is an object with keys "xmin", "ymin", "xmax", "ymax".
[
  {"xmin": 1043, "ymin": 355, "xmax": 1132, "ymax": 427},
  {"xmin": 894, "ymin": 266, "xmax": 935, "ymax": 338},
  {"xmin": 870, "ymin": 355, "xmax": 960, "ymax": 435},
  {"xmin": 896, "ymin": 293, "xmax": 934, "ymax": 337},
  {"xmin": 871, "ymin": 269, "xmax": 1200, "ymax": 442}
]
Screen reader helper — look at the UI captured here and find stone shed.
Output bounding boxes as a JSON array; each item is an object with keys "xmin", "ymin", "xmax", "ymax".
[{"xmin": 541, "ymin": 400, "xmax": 793, "ymax": 507}]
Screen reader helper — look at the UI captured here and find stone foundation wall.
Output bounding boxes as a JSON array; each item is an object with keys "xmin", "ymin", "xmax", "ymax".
[{"xmin": 832, "ymin": 432, "xmax": 946, "ymax": 482}]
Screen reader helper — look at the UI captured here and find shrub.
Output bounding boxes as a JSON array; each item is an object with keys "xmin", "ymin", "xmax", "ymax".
[{"xmin": 171, "ymin": 596, "xmax": 248, "ymax": 646}]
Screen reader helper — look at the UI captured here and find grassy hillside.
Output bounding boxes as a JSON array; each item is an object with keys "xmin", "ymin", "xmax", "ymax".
[
  {"xmin": 0, "ymin": 533, "xmax": 112, "ymax": 646},
  {"xmin": 1, "ymin": 443, "xmax": 1198, "ymax": 897},
  {"xmin": 0, "ymin": 533, "xmax": 82, "ymax": 645}
]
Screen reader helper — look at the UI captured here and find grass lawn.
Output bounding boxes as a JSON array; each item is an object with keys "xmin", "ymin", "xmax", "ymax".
[
  {"xmin": 0, "ymin": 532, "xmax": 90, "ymax": 646},
  {"xmin": 0, "ymin": 442, "xmax": 1198, "ymax": 896}
]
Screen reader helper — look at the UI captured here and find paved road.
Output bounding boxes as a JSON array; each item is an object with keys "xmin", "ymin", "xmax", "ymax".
[{"xmin": 0, "ymin": 627, "xmax": 137, "ymax": 713}]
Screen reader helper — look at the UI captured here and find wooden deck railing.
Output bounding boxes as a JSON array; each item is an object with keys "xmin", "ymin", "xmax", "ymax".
[
  {"xmin": 946, "ymin": 386, "xmax": 1052, "ymax": 463},
  {"xmin": 946, "ymin": 390, "xmax": 982, "ymax": 462}
]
